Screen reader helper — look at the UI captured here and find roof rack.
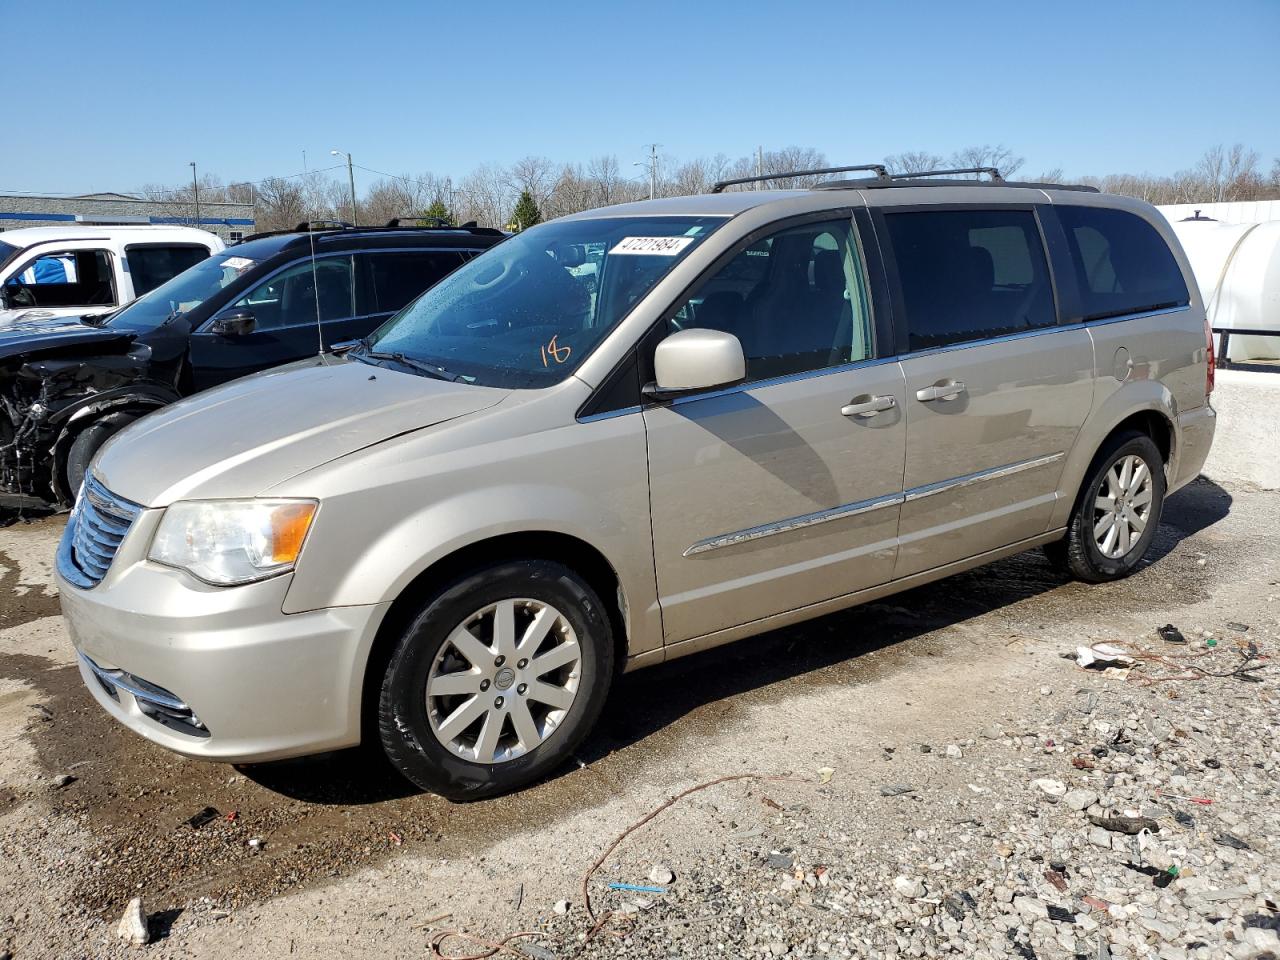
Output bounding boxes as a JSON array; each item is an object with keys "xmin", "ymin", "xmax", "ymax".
[
  {"xmin": 812, "ymin": 173, "xmax": 1099, "ymax": 193},
  {"xmin": 235, "ymin": 221, "xmax": 506, "ymax": 245},
  {"xmin": 710, "ymin": 164, "xmax": 889, "ymax": 193},
  {"xmin": 891, "ymin": 166, "xmax": 1004, "ymax": 182}
]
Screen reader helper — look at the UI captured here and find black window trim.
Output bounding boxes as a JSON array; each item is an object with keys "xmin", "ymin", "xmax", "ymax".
[
  {"xmin": 870, "ymin": 202, "xmax": 1065, "ymax": 358},
  {"xmin": 577, "ymin": 207, "xmax": 892, "ymax": 420}
]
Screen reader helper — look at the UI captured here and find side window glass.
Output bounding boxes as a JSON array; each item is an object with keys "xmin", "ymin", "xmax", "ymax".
[
  {"xmin": 671, "ymin": 219, "xmax": 873, "ymax": 381},
  {"xmin": 364, "ymin": 251, "xmax": 466, "ymax": 315},
  {"xmin": 230, "ymin": 256, "xmax": 355, "ymax": 330},
  {"xmin": 3, "ymin": 249, "xmax": 115, "ymax": 308},
  {"xmin": 1056, "ymin": 206, "xmax": 1189, "ymax": 320},
  {"xmin": 885, "ymin": 209, "xmax": 1056, "ymax": 352},
  {"xmin": 125, "ymin": 245, "xmax": 210, "ymax": 297}
]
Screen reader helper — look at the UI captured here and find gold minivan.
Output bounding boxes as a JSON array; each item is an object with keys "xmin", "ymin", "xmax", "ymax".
[{"xmin": 57, "ymin": 166, "xmax": 1215, "ymax": 798}]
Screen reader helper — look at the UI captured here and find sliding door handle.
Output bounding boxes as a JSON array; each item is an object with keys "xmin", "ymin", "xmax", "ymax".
[
  {"xmin": 915, "ymin": 380, "xmax": 967, "ymax": 402},
  {"xmin": 841, "ymin": 394, "xmax": 897, "ymax": 418}
]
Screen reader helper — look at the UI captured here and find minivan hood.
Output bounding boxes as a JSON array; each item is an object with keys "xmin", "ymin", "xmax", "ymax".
[{"xmin": 93, "ymin": 356, "xmax": 509, "ymax": 506}]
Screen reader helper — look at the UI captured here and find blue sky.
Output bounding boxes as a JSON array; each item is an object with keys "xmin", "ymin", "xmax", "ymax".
[{"xmin": 4, "ymin": 0, "xmax": 1278, "ymax": 195}]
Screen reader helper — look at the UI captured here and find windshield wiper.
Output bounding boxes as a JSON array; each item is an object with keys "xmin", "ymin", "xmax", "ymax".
[{"xmin": 356, "ymin": 349, "xmax": 461, "ymax": 382}]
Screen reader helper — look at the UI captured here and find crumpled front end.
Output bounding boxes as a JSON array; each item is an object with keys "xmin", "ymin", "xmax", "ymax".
[{"xmin": 0, "ymin": 348, "xmax": 155, "ymax": 506}]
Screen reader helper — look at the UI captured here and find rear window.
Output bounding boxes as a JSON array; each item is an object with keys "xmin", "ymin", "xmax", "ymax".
[
  {"xmin": 1057, "ymin": 206, "xmax": 1188, "ymax": 321},
  {"xmin": 885, "ymin": 208, "xmax": 1057, "ymax": 351}
]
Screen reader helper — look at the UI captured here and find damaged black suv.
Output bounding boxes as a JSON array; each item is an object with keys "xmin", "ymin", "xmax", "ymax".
[{"xmin": 0, "ymin": 221, "xmax": 505, "ymax": 508}]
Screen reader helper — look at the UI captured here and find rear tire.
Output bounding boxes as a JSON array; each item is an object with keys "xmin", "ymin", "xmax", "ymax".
[
  {"xmin": 64, "ymin": 412, "xmax": 140, "ymax": 498},
  {"xmin": 377, "ymin": 560, "xmax": 614, "ymax": 801},
  {"xmin": 1055, "ymin": 430, "xmax": 1166, "ymax": 583}
]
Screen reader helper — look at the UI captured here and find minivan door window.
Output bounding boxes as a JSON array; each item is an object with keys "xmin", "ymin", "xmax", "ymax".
[
  {"xmin": 3, "ymin": 248, "xmax": 116, "ymax": 309},
  {"xmin": 884, "ymin": 209, "xmax": 1056, "ymax": 351},
  {"xmin": 670, "ymin": 218, "xmax": 873, "ymax": 381},
  {"xmin": 1056, "ymin": 206, "xmax": 1189, "ymax": 320}
]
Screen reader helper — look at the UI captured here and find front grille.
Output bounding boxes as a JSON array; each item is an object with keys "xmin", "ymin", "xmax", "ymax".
[
  {"xmin": 80, "ymin": 653, "xmax": 208, "ymax": 738},
  {"xmin": 57, "ymin": 476, "xmax": 143, "ymax": 589}
]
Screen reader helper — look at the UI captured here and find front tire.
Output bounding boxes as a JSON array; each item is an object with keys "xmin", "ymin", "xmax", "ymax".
[
  {"xmin": 377, "ymin": 560, "xmax": 614, "ymax": 800},
  {"xmin": 1054, "ymin": 430, "xmax": 1166, "ymax": 583},
  {"xmin": 64, "ymin": 412, "xmax": 139, "ymax": 498}
]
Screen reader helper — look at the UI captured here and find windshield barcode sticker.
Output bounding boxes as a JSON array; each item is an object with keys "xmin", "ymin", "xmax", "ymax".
[{"xmin": 609, "ymin": 236, "xmax": 696, "ymax": 256}]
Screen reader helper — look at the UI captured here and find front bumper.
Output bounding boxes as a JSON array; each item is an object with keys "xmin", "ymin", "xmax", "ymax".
[{"xmin": 57, "ymin": 508, "xmax": 389, "ymax": 763}]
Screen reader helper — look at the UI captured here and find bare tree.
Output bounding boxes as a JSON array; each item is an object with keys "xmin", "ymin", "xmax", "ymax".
[
  {"xmin": 950, "ymin": 145, "xmax": 1024, "ymax": 179},
  {"xmin": 884, "ymin": 151, "xmax": 944, "ymax": 175}
]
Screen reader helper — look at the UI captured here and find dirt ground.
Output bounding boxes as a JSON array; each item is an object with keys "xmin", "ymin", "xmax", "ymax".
[{"xmin": 0, "ymin": 476, "xmax": 1275, "ymax": 959}]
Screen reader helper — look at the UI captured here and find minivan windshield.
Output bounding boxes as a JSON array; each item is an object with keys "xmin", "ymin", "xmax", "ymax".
[
  {"xmin": 106, "ymin": 252, "xmax": 258, "ymax": 331},
  {"xmin": 357, "ymin": 215, "xmax": 724, "ymax": 388}
]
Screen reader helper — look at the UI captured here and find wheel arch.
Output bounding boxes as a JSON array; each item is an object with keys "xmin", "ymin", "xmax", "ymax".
[
  {"xmin": 1051, "ymin": 382, "xmax": 1178, "ymax": 531},
  {"xmin": 49, "ymin": 386, "xmax": 179, "ymax": 503},
  {"xmin": 357, "ymin": 530, "xmax": 630, "ymax": 747}
]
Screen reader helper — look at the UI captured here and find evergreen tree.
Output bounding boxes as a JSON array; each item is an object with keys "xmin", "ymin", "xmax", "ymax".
[
  {"xmin": 511, "ymin": 191, "xmax": 542, "ymax": 231},
  {"xmin": 417, "ymin": 200, "xmax": 453, "ymax": 227}
]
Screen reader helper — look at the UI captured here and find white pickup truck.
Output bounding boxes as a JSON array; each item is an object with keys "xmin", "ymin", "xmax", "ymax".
[{"xmin": 0, "ymin": 225, "xmax": 224, "ymax": 325}]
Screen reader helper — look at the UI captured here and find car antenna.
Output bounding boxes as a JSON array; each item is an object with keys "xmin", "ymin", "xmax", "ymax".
[{"xmin": 302, "ymin": 149, "xmax": 326, "ymax": 361}]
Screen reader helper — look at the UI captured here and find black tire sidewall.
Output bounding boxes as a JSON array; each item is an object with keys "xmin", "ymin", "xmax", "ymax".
[
  {"xmin": 1072, "ymin": 433, "xmax": 1166, "ymax": 580},
  {"xmin": 378, "ymin": 560, "xmax": 614, "ymax": 800},
  {"xmin": 65, "ymin": 414, "xmax": 137, "ymax": 496}
]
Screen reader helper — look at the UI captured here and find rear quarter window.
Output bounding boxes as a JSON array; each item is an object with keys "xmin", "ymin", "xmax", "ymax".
[{"xmin": 1057, "ymin": 206, "xmax": 1188, "ymax": 320}]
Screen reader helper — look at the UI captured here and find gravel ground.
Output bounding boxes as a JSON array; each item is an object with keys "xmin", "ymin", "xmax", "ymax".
[{"xmin": 0, "ymin": 476, "xmax": 1276, "ymax": 960}]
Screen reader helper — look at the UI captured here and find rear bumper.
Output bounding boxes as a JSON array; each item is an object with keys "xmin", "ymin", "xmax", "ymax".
[
  {"xmin": 1172, "ymin": 402, "xmax": 1216, "ymax": 493},
  {"xmin": 58, "ymin": 557, "xmax": 389, "ymax": 764}
]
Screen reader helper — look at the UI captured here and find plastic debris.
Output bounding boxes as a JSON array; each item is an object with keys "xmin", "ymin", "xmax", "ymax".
[
  {"xmin": 186, "ymin": 806, "xmax": 219, "ymax": 830},
  {"xmin": 116, "ymin": 897, "xmax": 149, "ymax": 946},
  {"xmin": 553, "ymin": 900, "xmax": 570, "ymax": 915},
  {"xmin": 1156, "ymin": 624, "xmax": 1187, "ymax": 644},
  {"xmin": 817, "ymin": 766, "xmax": 835, "ymax": 785},
  {"xmin": 607, "ymin": 882, "xmax": 667, "ymax": 894},
  {"xmin": 1075, "ymin": 643, "xmax": 1136, "ymax": 672}
]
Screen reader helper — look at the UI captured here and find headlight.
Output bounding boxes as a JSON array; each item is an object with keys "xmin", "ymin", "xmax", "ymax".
[{"xmin": 148, "ymin": 499, "xmax": 317, "ymax": 585}]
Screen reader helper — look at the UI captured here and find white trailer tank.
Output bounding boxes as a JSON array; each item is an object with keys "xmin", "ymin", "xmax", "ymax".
[{"xmin": 1169, "ymin": 216, "xmax": 1280, "ymax": 361}]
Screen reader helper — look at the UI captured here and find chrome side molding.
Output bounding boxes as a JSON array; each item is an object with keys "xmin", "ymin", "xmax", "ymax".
[
  {"xmin": 902, "ymin": 452, "xmax": 1065, "ymax": 503},
  {"xmin": 685, "ymin": 452, "xmax": 1064, "ymax": 556}
]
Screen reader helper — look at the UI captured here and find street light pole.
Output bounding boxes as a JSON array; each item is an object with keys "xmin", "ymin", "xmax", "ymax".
[
  {"xmin": 332, "ymin": 150, "xmax": 357, "ymax": 225},
  {"xmin": 189, "ymin": 161, "xmax": 200, "ymax": 227}
]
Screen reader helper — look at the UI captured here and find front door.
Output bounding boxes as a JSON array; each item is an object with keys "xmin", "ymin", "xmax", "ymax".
[
  {"xmin": 878, "ymin": 206, "xmax": 1094, "ymax": 578},
  {"xmin": 188, "ymin": 254, "xmax": 360, "ymax": 389},
  {"xmin": 645, "ymin": 215, "xmax": 907, "ymax": 644}
]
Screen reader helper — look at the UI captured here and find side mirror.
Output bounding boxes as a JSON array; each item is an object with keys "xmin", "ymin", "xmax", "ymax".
[
  {"xmin": 210, "ymin": 308, "xmax": 256, "ymax": 337},
  {"xmin": 644, "ymin": 328, "xmax": 746, "ymax": 400}
]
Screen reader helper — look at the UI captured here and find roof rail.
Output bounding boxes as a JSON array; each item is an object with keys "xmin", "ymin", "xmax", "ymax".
[
  {"xmin": 812, "ymin": 174, "xmax": 1099, "ymax": 193},
  {"xmin": 710, "ymin": 164, "xmax": 889, "ymax": 193},
  {"xmin": 293, "ymin": 219, "xmax": 353, "ymax": 231},
  {"xmin": 890, "ymin": 166, "xmax": 1004, "ymax": 182}
]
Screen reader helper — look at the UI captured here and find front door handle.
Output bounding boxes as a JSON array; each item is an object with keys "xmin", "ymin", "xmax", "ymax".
[
  {"xmin": 841, "ymin": 394, "xmax": 897, "ymax": 418},
  {"xmin": 915, "ymin": 380, "xmax": 967, "ymax": 402}
]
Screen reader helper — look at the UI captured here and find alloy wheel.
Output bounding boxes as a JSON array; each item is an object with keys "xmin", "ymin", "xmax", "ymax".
[
  {"xmin": 1092, "ymin": 454, "xmax": 1154, "ymax": 559},
  {"xmin": 425, "ymin": 598, "xmax": 582, "ymax": 764}
]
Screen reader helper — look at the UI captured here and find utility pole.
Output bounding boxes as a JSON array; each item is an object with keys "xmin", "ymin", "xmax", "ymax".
[
  {"xmin": 331, "ymin": 149, "xmax": 357, "ymax": 225},
  {"xmin": 636, "ymin": 144, "xmax": 660, "ymax": 200},
  {"xmin": 189, "ymin": 161, "xmax": 200, "ymax": 227},
  {"xmin": 756, "ymin": 146, "xmax": 763, "ymax": 190}
]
